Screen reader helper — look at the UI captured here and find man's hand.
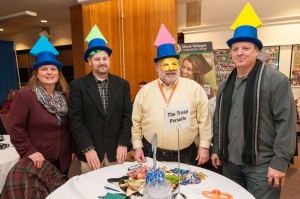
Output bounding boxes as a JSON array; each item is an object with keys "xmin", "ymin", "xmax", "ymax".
[
  {"xmin": 195, "ymin": 147, "xmax": 209, "ymax": 166},
  {"xmin": 116, "ymin": 146, "xmax": 128, "ymax": 164},
  {"xmin": 71, "ymin": 153, "xmax": 77, "ymax": 162},
  {"xmin": 85, "ymin": 149, "xmax": 101, "ymax": 170},
  {"xmin": 267, "ymin": 167, "xmax": 286, "ymax": 188},
  {"xmin": 211, "ymin": 153, "xmax": 221, "ymax": 169},
  {"xmin": 134, "ymin": 148, "xmax": 146, "ymax": 163}
]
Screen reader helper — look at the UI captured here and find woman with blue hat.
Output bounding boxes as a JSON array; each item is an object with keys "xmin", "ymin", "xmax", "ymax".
[{"xmin": 9, "ymin": 35, "xmax": 75, "ymax": 176}]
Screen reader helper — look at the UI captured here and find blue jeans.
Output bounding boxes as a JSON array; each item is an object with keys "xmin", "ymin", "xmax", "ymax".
[{"xmin": 223, "ymin": 161, "xmax": 281, "ymax": 199}]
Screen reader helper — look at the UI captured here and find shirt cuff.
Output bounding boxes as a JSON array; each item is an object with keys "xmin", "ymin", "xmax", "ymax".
[
  {"xmin": 82, "ymin": 145, "xmax": 95, "ymax": 154},
  {"xmin": 199, "ymin": 140, "xmax": 211, "ymax": 149},
  {"xmin": 132, "ymin": 140, "xmax": 143, "ymax": 149}
]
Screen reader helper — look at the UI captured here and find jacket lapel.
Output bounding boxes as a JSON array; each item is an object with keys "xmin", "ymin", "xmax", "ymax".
[
  {"xmin": 106, "ymin": 74, "xmax": 120, "ymax": 121},
  {"xmin": 85, "ymin": 73, "xmax": 106, "ymax": 118}
]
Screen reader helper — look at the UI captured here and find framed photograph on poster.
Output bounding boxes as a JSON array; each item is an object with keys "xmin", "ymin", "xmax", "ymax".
[
  {"xmin": 213, "ymin": 49, "xmax": 234, "ymax": 86},
  {"xmin": 178, "ymin": 42, "xmax": 218, "ymax": 99},
  {"xmin": 290, "ymin": 44, "xmax": 300, "ymax": 87},
  {"xmin": 213, "ymin": 46, "xmax": 280, "ymax": 86},
  {"xmin": 257, "ymin": 46, "xmax": 280, "ymax": 70}
]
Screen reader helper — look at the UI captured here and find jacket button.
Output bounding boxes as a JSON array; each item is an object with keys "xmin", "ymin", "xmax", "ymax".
[{"xmin": 105, "ymin": 123, "xmax": 108, "ymax": 126}]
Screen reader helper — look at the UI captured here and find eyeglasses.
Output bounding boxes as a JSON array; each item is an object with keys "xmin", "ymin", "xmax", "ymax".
[{"xmin": 128, "ymin": 164, "xmax": 143, "ymax": 171}]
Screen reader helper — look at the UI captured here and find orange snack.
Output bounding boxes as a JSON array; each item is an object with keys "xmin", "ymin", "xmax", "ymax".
[{"xmin": 202, "ymin": 189, "xmax": 233, "ymax": 199}]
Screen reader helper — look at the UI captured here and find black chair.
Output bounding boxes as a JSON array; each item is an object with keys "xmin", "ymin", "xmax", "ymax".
[{"xmin": 0, "ymin": 110, "xmax": 10, "ymax": 135}]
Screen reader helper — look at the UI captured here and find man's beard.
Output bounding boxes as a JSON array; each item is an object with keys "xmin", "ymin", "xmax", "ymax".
[
  {"xmin": 97, "ymin": 66, "xmax": 108, "ymax": 75},
  {"xmin": 98, "ymin": 71, "xmax": 108, "ymax": 75},
  {"xmin": 159, "ymin": 73, "xmax": 178, "ymax": 85}
]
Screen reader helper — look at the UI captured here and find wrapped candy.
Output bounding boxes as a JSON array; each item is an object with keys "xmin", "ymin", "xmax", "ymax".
[
  {"xmin": 145, "ymin": 168, "xmax": 165, "ymax": 186},
  {"xmin": 170, "ymin": 168, "xmax": 202, "ymax": 185}
]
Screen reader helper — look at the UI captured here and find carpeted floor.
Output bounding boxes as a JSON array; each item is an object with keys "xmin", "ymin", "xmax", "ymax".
[{"xmin": 281, "ymin": 136, "xmax": 300, "ymax": 199}]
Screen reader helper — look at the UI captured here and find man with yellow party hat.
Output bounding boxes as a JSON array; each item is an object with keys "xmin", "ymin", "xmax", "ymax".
[
  {"xmin": 68, "ymin": 25, "xmax": 132, "ymax": 173},
  {"xmin": 211, "ymin": 3, "xmax": 296, "ymax": 198},
  {"xmin": 132, "ymin": 24, "xmax": 212, "ymax": 166}
]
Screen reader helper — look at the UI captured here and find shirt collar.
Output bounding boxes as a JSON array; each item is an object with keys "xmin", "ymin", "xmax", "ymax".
[
  {"xmin": 94, "ymin": 75, "xmax": 109, "ymax": 84},
  {"xmin": 158, "ymin": 78, "xmax": 178, "ymax": 87}
]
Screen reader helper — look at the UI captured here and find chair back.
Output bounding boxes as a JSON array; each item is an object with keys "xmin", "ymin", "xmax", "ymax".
[{"xmin": 0, "ymin": 110, "xmax": 11, "ymax": 134}]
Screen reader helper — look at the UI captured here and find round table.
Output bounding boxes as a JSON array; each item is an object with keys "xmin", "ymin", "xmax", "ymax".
[
  {"xmin": 47, "ymin": 157, "xmax": 254, "ymax": 199},
  {"xmin": 0, "ymin": 135, "xmax": 20, "ymax": 192}
]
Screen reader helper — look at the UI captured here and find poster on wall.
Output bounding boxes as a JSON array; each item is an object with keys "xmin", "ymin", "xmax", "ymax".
[
  {"xmin": 257, "ymin": 46, "xmax": 280, "ymax": 70},
  {"xmin": 213, "ymin": 49, "xmax": 234, "ymax": 86},
  {"xmin": 213, "ymin": 46, "xmax": 280, "ymax": 86},
  {"xmin": 290, "ymin": 44, "xmax": 300, "ymax": 86},
  {"xmin": 177, "ymin": 42, "xmax": 218, "ymax": 99}
]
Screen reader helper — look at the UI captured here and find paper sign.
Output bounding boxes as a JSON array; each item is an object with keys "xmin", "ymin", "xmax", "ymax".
[{"xmin": 164, "ymin": 104, "xmax": 190, "ymax": 132}]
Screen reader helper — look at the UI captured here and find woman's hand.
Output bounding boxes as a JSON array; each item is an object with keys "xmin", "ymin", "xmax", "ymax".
[{"xmin": 28, "ymin": 152, "xmax": 45, "ymax": 169}]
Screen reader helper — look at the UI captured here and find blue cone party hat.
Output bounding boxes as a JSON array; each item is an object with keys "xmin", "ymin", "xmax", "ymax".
[
  {"xmin": 30, "ymin": 35, "xmax": 62, "ymax": 70},
  {"xmin": 153, "ymin": 23, "xmax": 179, "ymax": 63},
  {"xmin": 84, "ymin": 25, "xmax": 112, "ymax": 62},
  {"xmin": 227, "ymin": 3, "xmax": 263, "ymax": 50}
]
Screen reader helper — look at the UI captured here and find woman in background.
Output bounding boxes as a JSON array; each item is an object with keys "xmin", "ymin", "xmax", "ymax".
[
  {"xmin": 180, "ymin": 54, "xmax": 221, "ymax": 174},
  {"xmin": 180, "ymin": 54, "xmax": 214, "ymax": 99},
  {"xmin": 10, "ymin": 35, "xmax": 74, "ymax": 175},
  {"xmin": 1, "ymin": 89, "xmax": 17, "ymax": 111},
  {"xmin": 180, "ymin": 54, "xmax": 217, "ymax": 115}
]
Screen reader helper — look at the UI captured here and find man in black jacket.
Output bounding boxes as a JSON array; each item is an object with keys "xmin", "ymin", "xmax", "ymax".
[{"xmin": 68, "ymin": 25, "xmax": 132, "ymax": 173}]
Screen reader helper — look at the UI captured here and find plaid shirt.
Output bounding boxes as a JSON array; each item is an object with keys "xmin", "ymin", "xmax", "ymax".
[
  {"xmin": 0, "ymin": 158, "xmax": 65, "ymax": 199},
  {"xmin": 95, "ymin": 77, "xmax": 109, "ymax": 114}
]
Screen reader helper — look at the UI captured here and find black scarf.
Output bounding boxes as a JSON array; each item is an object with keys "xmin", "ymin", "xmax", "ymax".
[{"xmin": 219, "ymin": 59, "xmax": 264, "ymax": 165}]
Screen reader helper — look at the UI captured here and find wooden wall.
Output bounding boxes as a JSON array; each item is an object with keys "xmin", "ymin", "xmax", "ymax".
[
  {"xmin": 70, "ymin": 5, "xmax": 85, "ymax": 79},
  {"xmin": 70, "ymin": 0, "xmax": 178, "ymax": 100}
]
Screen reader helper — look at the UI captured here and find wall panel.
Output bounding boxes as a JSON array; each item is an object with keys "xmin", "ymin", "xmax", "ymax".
[
  {"xmin": 70, "ymin": 0, "xmax": 178, "ymax": 100},
  {"xmin": 70, "ymin": 5, "xmax": 85, "ymax": 79}
]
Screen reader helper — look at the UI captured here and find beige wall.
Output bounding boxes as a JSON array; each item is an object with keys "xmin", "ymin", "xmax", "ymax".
[
  {"xmin": 181, "ymin": 0, "xmax": 300, "ymax": 98},
  {"xmin": 201, "ymin": 0, "xmax": 300, "ymax": 25},
  {"xmin": 1, "ymin": 23, "xmax": 72, "ymax": 50},
  {"xmin": 51, "ymin": 24, "xmax": 72, "ymax": 46}
]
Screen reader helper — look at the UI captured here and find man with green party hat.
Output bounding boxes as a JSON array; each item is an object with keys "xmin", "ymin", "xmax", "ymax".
[
  {"xmin": 211, "ymin": 3, "xmax": 296, "ymax": 199},
  {"xmin": 132, "ymin": 24, "xmax": 212, "ymax": 166},
  {"xmin": 68, "ymin": 25, "xmax": 132, "ymax": 173}
]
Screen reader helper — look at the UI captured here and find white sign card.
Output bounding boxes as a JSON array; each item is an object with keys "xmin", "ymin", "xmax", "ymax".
[{"xmin": 164, "ymin": 104, "xmax": 190, "ymax": 132}]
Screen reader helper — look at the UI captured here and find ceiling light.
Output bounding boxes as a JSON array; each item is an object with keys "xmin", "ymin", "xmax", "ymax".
[
  {"xmin": 0, "ymin": 28, "xmax": 4, "ymax": 31},
  {"xmin": 41, "ymin": 20, "xmax": 48, "ymax": 23},
  {"xmin": 0, "ymin": 11, "xmax": 37, "ymax": 23}
]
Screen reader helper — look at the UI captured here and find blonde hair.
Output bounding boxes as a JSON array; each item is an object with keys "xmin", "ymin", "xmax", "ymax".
[
  {"xmin": 26, "ymin": 70, "xmax": 69, "ymax": 93},
  {"xmin": 6, "ymin": 89, "xmax": 17, "ymax": 101}
]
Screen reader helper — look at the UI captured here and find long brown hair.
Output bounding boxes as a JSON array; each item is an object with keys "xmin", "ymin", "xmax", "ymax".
[
  {"xmin": 182, "ymin": 54, "xmax": 212, "ymax": 85},
  {"xmin": 26, "ymin": 70, "xmax": 69, "ymax": 93}
]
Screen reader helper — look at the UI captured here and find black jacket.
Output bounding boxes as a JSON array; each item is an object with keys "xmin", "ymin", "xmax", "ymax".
[{"xmin": 68, "ymin": 72, "xmax": 132, "ymax": 162}]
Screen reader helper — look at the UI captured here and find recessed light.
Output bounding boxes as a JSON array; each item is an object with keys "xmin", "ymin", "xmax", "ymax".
[
  {"xmin": 41, "ymin": 20, "xmax": 47, "ymax": 23},
  {"xmin": 0, "ymin": 29, "xmax": 4, "ymax": 31}
]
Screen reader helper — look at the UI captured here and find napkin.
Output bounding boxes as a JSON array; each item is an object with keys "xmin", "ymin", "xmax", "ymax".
[{"xmin": 103, "ymin": 193, "xmax": 126, "ymax": 199}]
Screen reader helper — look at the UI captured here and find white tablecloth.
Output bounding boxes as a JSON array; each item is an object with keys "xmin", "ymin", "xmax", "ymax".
[
  {"xmin": 47, "ymin": 158, "xmax": 254, "ymax": 199},
  {"xmin": 0, "ymin": 135, "xmax": 20, "ymax": 192}
]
